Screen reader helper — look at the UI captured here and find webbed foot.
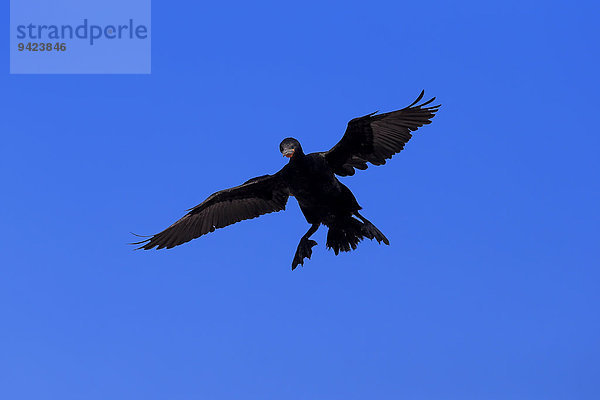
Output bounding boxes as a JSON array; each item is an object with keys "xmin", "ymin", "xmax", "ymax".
[{"xmin": 291, "ymin": 237, "xmax": 318, "ymax": 270}]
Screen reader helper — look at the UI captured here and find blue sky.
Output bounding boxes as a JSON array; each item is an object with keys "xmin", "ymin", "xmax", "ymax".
[{"xmin": 2, "ymin": 1, "xmax": 599, "ymax": 399}]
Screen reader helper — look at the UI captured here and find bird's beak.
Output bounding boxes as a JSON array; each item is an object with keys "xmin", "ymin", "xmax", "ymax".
[{"xmin": 282, "ymin": 149, "xmax": 295, "ymax": 158}]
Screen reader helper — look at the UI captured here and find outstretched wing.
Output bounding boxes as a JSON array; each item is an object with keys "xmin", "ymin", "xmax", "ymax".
[
  {"xmin": 135, "ymin": 173, "xmax": 289, "ymax": 250},
  {"xmin": 324, "ymin": 91, "xmax": 440, "ymax": 176}
]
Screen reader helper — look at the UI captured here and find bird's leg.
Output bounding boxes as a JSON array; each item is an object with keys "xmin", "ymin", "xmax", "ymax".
[
  {"xmin": 353, "ymin": 211, "xmax": 390, "ymax": 245},
  {"xmin": 292, "ymin": 223, "xmax": 320, "ymax": 270}
]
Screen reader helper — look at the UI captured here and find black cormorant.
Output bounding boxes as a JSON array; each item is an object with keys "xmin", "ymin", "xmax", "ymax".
[{"xmin": 135, "ymin": 91, "xmax": 440, "ymax": 269}]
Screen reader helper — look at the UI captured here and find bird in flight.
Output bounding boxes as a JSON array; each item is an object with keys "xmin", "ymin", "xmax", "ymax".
[{"xmin": 134, "ymin": 91, "xmax": 440, "ymax": 269}]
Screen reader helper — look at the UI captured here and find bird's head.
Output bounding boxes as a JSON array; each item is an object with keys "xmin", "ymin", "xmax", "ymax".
[{"xmin": 279, "ymin": 138, "xmax": 303, "ymax": 159}]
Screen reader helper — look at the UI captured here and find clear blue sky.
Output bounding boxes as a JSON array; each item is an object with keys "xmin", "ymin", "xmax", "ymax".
[{"xmin": 2, "ymin": 1, "xmax": 599, "ymax": 399}]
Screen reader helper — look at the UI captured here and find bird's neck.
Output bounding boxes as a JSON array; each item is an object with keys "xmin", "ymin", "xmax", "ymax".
[{"xmin": 290, "ymin": 151, "xmax": 305, "ymax": 162}]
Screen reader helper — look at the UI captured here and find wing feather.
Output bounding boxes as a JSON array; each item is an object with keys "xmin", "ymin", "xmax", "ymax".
[
  {"xmin": 324, "ymin": 91, "xmax": 440, "ymax": 176},
  {"xmin": 134, "ymin": 173, "xmax": 289, "ymax": 249}
]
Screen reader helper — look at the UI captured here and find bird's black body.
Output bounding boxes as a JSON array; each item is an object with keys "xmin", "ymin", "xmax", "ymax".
[
  {"xmin": 134, "ymin": 91, "xmax": 441, "ymax": 269},
  {"xmin": 280, "ymin": 152, "xmax": 360, "ymax": 225}
]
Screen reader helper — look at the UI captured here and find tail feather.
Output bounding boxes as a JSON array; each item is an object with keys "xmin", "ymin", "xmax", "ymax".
[
  {"xmin": 326, "ymin": 217, "xmax": 388, "ymax": 255},
  {"xmin": 361, "ymin": 221, "xmax": 390, "ymax": 245}
]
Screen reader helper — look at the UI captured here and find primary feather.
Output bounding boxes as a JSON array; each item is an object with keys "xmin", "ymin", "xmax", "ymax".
[{"xmin": 324, "ymin": 90, "xmax": 440, "ymax": 176}]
